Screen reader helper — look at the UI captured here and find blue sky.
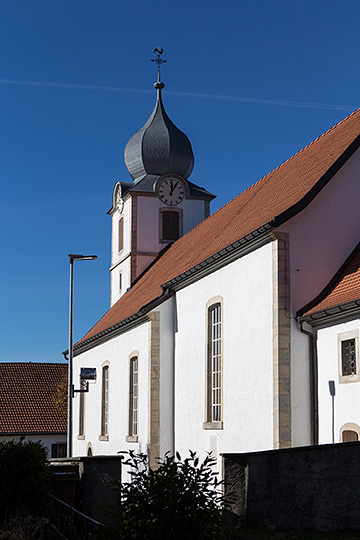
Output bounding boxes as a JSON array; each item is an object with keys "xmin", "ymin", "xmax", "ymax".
[{"xmin": 1, "ymin": 0, "xmax": 359, "ymax": 363}]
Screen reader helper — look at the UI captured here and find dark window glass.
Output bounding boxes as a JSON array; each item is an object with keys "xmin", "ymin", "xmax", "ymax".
[
  {"xmin": 342, "ymin": 430, "xmax": 359, "ymax": 442},
  {"xmin": 162, "ymin": 211, "xmax": 180, "ymax": 241}
]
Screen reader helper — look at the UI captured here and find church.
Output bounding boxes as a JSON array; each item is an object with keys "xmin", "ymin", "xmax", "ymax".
[{"xmin": 70, "ymin": 56, "xmax": 360, "ymax": 473}]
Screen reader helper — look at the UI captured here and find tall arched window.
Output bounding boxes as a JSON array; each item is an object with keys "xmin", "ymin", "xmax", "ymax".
[
  {"xmin": 204, "ymin": 299, "xmax": 223, "ymax": 429},
  {"xmin": 129, "ymin": 356, "xmax": 138, "ymax": 438},
  {"xmin": 101, "ymin": 365, "xmax": 109, "ymax": 438}
]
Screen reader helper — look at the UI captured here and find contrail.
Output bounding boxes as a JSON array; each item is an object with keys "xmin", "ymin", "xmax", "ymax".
[{"xmin": 0, "ymin": 78, "xmax": 355, "ymax": 112}]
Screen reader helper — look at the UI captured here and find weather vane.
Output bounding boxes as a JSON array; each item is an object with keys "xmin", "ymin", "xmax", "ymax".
[{"xmin": 151, "ymin": 48, "xmax": 167, "ymax": 80}]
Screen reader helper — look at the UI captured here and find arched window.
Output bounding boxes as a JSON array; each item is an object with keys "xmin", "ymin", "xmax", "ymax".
[
  {"xmin": 341, "ymin": 423, "xmax": 360, "ymax": 443},
  {"xmin": 78, "ymin": 380, "xmax": 86, "ymax": 438},
  {"xmin": 204, "ymin": 298, "xmax": 223, "ymax": 429},
  {"xmin": 118, "ymin": 217, "xmax": 124, "ymax": 252},
  {"xmin": 100, "ymin": 365, "xmax": 109, "ymax": 438},
  {"xmin": 342, "ymin": 430, "xmax": 358, "ymax": 442},
  {"xmin": 129, "ymin": 356, "xmax": 138, "ymax": 438}
]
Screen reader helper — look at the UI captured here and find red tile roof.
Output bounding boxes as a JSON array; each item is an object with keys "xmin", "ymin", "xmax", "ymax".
[
  {"xmin": 299, "ymin": 243, "xmax": 360, "ymax": 318},
  {"xmin": 0, "ymin": 363, "xmax": 67, "ymax": 434},
  {"xmin": 78, "ymin": 109, "xmax": 360, "ymax": 346}
]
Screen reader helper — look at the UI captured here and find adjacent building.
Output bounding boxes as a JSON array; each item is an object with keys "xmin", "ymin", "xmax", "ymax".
[{"xmin": 0, "ymin": 362, "xmax": 67, "ymax": 458}]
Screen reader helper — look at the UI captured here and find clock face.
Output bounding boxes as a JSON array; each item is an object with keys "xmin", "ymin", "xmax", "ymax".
[
  {"xmin": 116, "ymin": 191, "xmax": 124, "ymax": 213},
  {"xmin": 157, "ymin": 177, "xmax": 185, "ymax": 206}
]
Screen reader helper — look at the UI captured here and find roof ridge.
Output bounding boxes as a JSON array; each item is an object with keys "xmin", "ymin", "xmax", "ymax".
[
  {"xmin": 185, "ymin": 109, "xmax": 360, "ymax": 231},
  {"xmin": 246, "ymin": 108, "xmax": 360, "ymax": 188}
]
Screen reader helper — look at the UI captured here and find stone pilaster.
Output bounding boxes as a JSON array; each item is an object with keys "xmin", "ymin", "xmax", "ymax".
[
  {"xmin": 147, "ymin": 312, "xmax": 160, "ymax": 468},
  {"xmin": 272, "ymin": 233, "xmax": 291, "ymax": 448}
]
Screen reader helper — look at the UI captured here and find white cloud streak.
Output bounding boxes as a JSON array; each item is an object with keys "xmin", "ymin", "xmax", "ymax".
[{"xmin": 0, "ymin": 78, "xmax": 356, "ymax": 112}]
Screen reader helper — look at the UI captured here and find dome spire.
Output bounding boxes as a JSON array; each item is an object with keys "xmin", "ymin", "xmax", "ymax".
[
  {"xmin": 151, "ymin": 47, "xmax": 167, "ymax": 89},
  {"xmin": 124, "ymin": 49, "xmax": 194, "ymax": 182}
]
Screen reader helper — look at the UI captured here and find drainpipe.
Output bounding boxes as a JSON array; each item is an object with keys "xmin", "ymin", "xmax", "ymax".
[{"xmin": 299, "ymin": 321, "xmax": 319, "ymax": 446}]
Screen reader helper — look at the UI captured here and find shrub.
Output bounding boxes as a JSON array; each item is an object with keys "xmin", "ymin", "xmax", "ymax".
[
  {"xmin": 99, "ymin": 450, "xmax": 227, "ymax": 540},
  {"xmin": 0, "ymin": 438, "xmax": 50, "ymax": 524}
]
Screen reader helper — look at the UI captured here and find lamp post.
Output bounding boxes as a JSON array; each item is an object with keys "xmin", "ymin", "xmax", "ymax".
[{"xmin": 67, "ymin": 254, "xmax": 97, "ymax": 458}]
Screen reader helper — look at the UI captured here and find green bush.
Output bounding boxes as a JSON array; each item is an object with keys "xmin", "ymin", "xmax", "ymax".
[
  {"xmin": 99, "ymin": 450, "xmax": 227, "ymax": 540},
  {"xmin": 0, "ymin": 438, "xmax": 50, "ymax": 524}
]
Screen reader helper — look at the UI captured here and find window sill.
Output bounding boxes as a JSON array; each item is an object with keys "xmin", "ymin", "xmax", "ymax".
[
  {"xmin": 203, "ymin": 421, "xmax": 223, "ymax": 430},
  {"xmin": 126, "ymin": 435, "xmax": 138, "ymax": 443},
  {"xmin": 98, "ymin": 435, "xmax": 109, "ymax": 441},
  {"xmin": 77, "ymin": 435, "xmax": 85, "ymax": 440}
]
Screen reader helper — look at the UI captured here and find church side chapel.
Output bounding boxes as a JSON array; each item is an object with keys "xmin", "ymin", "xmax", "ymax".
[{"xmin": 71, "ymin": 50, "xmax": 360, "ymax": 473}]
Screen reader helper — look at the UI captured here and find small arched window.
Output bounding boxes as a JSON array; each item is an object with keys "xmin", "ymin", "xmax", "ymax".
[
  {"xmin": 340, "ymin": 423, "xmax": 360, "ymax": 443},
  {"xmin": 118, "ymin": 217, "xmax": 124, "ymax": 252}
]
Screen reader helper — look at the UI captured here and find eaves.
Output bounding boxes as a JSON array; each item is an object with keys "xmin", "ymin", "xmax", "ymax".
[{"xmin": 298, "ymin": 299, "xmax": 360, "ymax": 328}]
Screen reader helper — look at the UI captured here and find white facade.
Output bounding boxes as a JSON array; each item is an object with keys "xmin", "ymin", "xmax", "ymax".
[
  {"xmin": 72, "ymin": 109, "xmax": 360, "ymax": 472},
  {"xmin": 2, "ymin": 434, "xmax": 66, "ymax": 458},
  {"xmin": 316, "ymin": 319, "xmax": 360, "ymax": 444}
]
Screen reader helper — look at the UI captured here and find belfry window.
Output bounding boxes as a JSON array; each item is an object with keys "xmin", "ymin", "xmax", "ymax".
[{"xmin": 160, "ymin": 209, "xmax": 182, "ymax": 242}]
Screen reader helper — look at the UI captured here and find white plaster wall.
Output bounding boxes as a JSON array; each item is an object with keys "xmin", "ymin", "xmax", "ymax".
[
  {"xmin": 173, "ymin": 243, "xmax": 274, "ymax": 467},
  {"xmin": 110, "ymin": 196, "xmax": 132, "ymax": 305},
  {"xmin": 1, "ymin": 434, "xmax": 66, "ymax": 458},
  {"xmin": 317, "ymin": 319, "xmax": 360, "ymax": 444},
  {"xmin": 72, "ymin": 321, "xmax": 150, "ymax": 460},
  {"xmin": 277, "ymin": 149, "xmax": 360, "ymax": 315},
  {"xmin": 276, "ymin": 148, "xmax": 360, "ymax": 447},
  {"xmin": 110, "ymin": 257, "xmax": 131, "ymax": 306}
]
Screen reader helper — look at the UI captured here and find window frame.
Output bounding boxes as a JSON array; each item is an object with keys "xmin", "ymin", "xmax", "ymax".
[
  {"xmin": 77, "ymin": 379, "xmax": 86, "ymax": 440},
  {"xmin": 338, "ymin": 330, "xmax": 360, "ymax": 384},
  {"xmin": 159, "ymin": 208, "xmax": 183, "ymax": 243},
  {"xmin": 126, "ymin": 354, "xmax": 139, "ymax": 442},
  {"xmin": 203, "ymin": 297, "xmax": 224, "ymax": 430}
]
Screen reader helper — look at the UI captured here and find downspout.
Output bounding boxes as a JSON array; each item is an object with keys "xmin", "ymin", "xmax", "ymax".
[{"xmin": 299, "ymin": 321, "xmax": 318, "ymax": 446}]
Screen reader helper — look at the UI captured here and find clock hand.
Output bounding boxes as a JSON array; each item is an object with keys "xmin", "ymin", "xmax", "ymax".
[{"xmin": 169, "ymin": 180, "xmax": 177, "ymax": 196}]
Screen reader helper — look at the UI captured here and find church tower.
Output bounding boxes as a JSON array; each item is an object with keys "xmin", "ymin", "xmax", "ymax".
[{"xmin": 108, "ymin": 50, "xmax": 215, "ymax": 306}]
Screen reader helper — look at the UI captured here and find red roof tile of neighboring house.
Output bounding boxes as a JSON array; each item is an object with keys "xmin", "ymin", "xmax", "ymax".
[
  {"xmin": 0, "ymin": 363, "xmax": 67, "ymax": 434},
  {"xmin": 78, "ymin": 108, "xmax": 360, "ymax": 346},
  {"xmin": 299, "ymin": 243, "xmax": 360, "ymax": 318}
]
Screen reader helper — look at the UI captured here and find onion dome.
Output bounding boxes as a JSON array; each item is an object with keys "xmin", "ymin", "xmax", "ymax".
[{"xmin": 124, "ymin": 78, "xmax": 194, "ymax": 182}]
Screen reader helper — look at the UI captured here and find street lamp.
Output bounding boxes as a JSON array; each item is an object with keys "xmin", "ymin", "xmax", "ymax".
[{"xmin": 67, "ymin": 254, "xmax": 97, "ymax": 458}]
